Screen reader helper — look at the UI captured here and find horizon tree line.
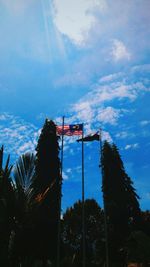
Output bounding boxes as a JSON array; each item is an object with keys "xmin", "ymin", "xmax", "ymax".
[{"xmin": 0, "ymin": 118, "xmax": 150, "ymax": 267}]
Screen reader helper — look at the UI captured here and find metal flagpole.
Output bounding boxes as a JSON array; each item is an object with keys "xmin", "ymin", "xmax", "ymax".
[
  {"xmin": 57, "ymin": 116, "xmax": 65, "ymax": 267},
  {"xmin": 99, "ymin": 128, "xmax": 109, "ymax": 267},
  {"xmin": 82, "ymin": 124, "xmax": 86, "ymax": 267}
]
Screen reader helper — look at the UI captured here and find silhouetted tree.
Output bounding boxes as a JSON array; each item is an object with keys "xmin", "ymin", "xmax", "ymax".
[
  {"xmin": 34, "ymin": 119, "xmax": 61, "ymax": 264},
  {"xmin": 126, "ymin": 230, "xmax": 150, "ymax": 265},
  {"xmin": 61, "ymin": 199, "xmax": 105, "ymax": 267},
  {"xmin": 125, "ymin": 210, "xmax": 150, "ymax": 265},
  {"xmin": 34, "ymin": 119, "xmax": 60, "ymax": 192},
  {"xmin": 9, "ymin": 152, "xmax": 36, "ymax": 267},
  {"xmin": 101, "ymin": 141, "xmax": 141, "ymax": 266},
  {"xmin": 0, "ymin": 146, "xmax": 14, "ymax": 266},
  {"xmin": 141, "ymin": 210, "xmax": 150, "ymax": 237}
]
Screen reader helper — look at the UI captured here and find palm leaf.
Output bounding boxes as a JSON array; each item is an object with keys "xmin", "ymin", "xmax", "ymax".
[
  {"xmin": 0, "ymin": 146, "xmax": 13, "ymax": 196},
  {"xmin": 13, "ymin": 153, "xmax": 36, "ymax": 218},
  {"xmin": 13, "ymin": 153, "xmax": 35, "ymax": 193}
]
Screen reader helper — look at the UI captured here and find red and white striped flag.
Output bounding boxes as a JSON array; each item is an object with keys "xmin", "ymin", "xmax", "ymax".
[{"xmin": 56, "ymin": 124, "xmax": 83, "ymax": 136}]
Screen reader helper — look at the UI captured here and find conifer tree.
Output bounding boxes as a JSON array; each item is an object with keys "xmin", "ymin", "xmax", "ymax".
[
  {"xmin": 34, "ymin": 119, "xmax": 61, "ymax": 220},
  {"xmin": 34, "ymin": 119, "xmax": 60, "ymax": 192},
  {"xmin": 101, "ymin": 141, "xmax": 141, "ymax": 266},
  {"xmin": 33, "ymin": 119, "xmax": 61, "ymax": 263}
]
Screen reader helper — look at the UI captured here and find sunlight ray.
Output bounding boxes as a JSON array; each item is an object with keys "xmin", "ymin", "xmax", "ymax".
[{"xmin": 40, "ymin": 0, "xmax": 67, "ymax": 63}]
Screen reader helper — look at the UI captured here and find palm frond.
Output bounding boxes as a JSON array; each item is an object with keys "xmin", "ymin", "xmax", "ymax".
[
  {"xmin": 12, "ymin": 153, "xmax": 36, "ymax": 220},
  {"xmin": 13, "ymin": 153, "xmax": 35, "ymax": 193},
  {"xmin": 0, "ymin": 146, "xmax": 13, "ymax": 196}
]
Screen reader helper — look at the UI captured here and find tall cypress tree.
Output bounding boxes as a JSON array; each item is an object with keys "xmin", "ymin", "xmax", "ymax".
[
  {"xmin": 34, "ymin": 119, "xmax": 61, "ymax": 192},
  {"xmin": 33, "ymin": 119, "xmax": 61, "ymax": 263},
  {"xmin": 101, "ymin": 141, "xmax": 141, "ymax": 266}
]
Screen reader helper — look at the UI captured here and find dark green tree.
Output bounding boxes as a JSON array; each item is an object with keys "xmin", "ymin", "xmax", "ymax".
[
  {"xmin": 125, "ymin": 210, "xmax": 150, "ymax": 265},
  {"xmin": 9, "ymin": 150, "xmax": 58, "ymax": 267},
  {"xmin": 141, "ymin": 210, "xmax": 150, "ymax": 237},
  {"xmin": 101, "ymin": 141, "xmax": 141, "ymax": 266},
  {"xmin": 34, "ymin": 119, "xmax": 61, "ymax": 192},
  {"xmin": 126, "ymin": 230, "xmax": 150, "ymax": 265},
  {"xmin": 33, "ymin": 119, "xmax": 61, "ymax": 264},
  {"xmin": 61, "ymin": 199, "xmax": 105, "ymax": 267},
  {"xmin": 0, "ymin": 146, "xmax": 14, "ymax": 267},
  {"xmin": 9, "ymin": 152, "xmax": 37, "ymax": 267}
]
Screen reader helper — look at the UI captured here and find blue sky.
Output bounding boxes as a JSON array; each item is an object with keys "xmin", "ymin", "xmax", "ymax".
[{"xmin": 0, "ymin": 0, "xmax": 150, "ymax": 211}]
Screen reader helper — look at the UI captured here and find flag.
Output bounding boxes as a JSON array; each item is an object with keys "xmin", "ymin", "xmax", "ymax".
[
  {"xmin": 56, "ymin": 124, "xmax": 83, "ymax": 136},
  {"xmin": 77, "ymin": 131, "xmax": 100, "ymax": 142}
]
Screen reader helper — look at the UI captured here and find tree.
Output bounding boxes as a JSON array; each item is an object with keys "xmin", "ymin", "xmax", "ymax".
[
  {"xmin": 9, "ymin": 149, "xmax": 59, "ymax": 267},
  {"xmin": 101, "ymin": 141, "xmax": 141, "ymax": 266},
  {"xmin": 61, "ymin": 199, "xmax": 105, "ymax": 267},
  {"xmin": 141, "ymin": 210, "xmax": 150, "ymax": 237},
  {"xmin": 9, "ymin": 152, "xmax": 37, "ymax": 267},
  {"xmin": 127, "ymin": 230, "xmax": 150, "ymax": 265},
  {"xmin": 0, "ymin": 146, "xmax": 14, "ymax": 266},
  {"xmin": 33, "ymin": 119, "xmax": 61, "ymax": 264},
  {"xmin": 34, "ymin": 119, "xmax": 61, "ymax": 193}
]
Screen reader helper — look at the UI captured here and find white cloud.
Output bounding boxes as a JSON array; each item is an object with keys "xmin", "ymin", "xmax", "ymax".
[
  {"xmin": 125, "ymin": 143, "xmax": 139, "ymax": 150},
  {"xmin": 111, "ymin": 39, "xmax": 131, "ymax": 61},
  {"xmin": 62, "ymin": 171, "xmax": 69, "ymax": 180},
  {"xmin": 96, "ymin": 107, "xmax": 122, "ymax": 125},
  {"xmin": 66, "ymin": 66, "xmax": 150, "ymax": 141},
  {"xmin": 86, "ymin": 82, "xmax": 145, "ymax": 106},
  {"xmin": 73, "ymin": 101, "xmax": 95, "ymax": 123},
  {"xmin": 71, "ymin": 81, "xmax": 147, "ymax": 126},
  {"xmin": 0, "ymin": 113, "xmax": 13, "ymax": 121},
  {"xmin": 140, "ymin": 120, "xmax": 150, "ymax": 126},
  {"xmin": 62, "ymin": 168, "xmax": 72, "ymax": 180},
  {"xmin": 16, "ymin": 141, "xmax": 35, "ymax": 155},
  {"xmin": 66, "ymin": 168, "xmax": 72, "ymax": 173},
  {"xmin": 0, "ymin": 113, "xmax": 38, "ymax": 160},
  {"xmin": 101, "ymin": 130, "xmax": 112, "ymax": 142},
  {"xmin": 99, "ymin": 72, "xmax": 123, "ymax": 83},
  {"xmin": 0, "ymin": 114, "xmax": 9, "ymax": 121},
  {"xmin": 52, "ymin": 0, "xmax": 107, "ymax": 45}
]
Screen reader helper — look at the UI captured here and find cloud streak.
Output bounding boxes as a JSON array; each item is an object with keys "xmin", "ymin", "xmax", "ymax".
[{"xmin": 125, "ymin": 143, "xmax": 139, "ymax": 150}]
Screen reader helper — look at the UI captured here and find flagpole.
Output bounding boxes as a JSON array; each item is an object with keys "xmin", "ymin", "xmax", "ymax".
[
  {"xmin": 99, "ymin": 129, "xmax": 109, "ymax": 267},
  {"xmin": 57, "ymin": 115, "xmax": 65, "ymax": 267},
  {"xmin": 82, "ymin": 123, "xmax": 86, "ymax": 267}
]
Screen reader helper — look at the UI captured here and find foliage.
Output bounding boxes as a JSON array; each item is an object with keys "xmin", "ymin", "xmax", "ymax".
[
  {"xmin": 9, "ymin": 152, "xmax": 37, "ymax": 266},
  {"xmin": 0, "ymin": 124, "xmax": 148, "ymax": 267},
  {"xmin": 61, "ymin": 199, "xmax": 105, "ymax": 267},
  {"xmin": 12, "ymin": 152, "xmax": 36, "ymax": 220},
  {"xmin": 34, "ymin": 119, "xmax": 61, "ymax": 194},
  {"xmin": 141, "ymin": 210, "xmax": 150, "ymax": 236},
  {"xmin": 0, "ymin": 119, "xmax": 62, "ymax": 266},
  {"xmin": 101, "ymin": 141, "xmax": 141, "ymax": 266},
  {"xmin": 33, "ymin": 119, "xmax": 61, "ymax": 263},
  {"xmin": 0, "ymin": 146, "xmax": 14, "ymax": 266},
  {"xmin": 127, "ymin": 231, "xmax": 150, "ymax": 263}
]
